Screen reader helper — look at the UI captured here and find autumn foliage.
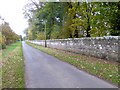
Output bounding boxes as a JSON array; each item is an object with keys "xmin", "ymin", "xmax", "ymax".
[
  {"xmin": 0, "ymin": 20, "xmax": 19, "ymax": 49},
  {"xmin": 23, "ymin": 1, "xmax": 120, "ymax": 40}
]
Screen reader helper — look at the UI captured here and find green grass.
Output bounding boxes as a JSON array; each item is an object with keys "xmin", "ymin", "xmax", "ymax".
[
  {"xmin": 27, "ymin": 42, "xmax": 119, "ymax": 86},
  {"xmin": 2, "ymin": 42, "xmax": 20, "ymax": 58},
  {"xmin": 2, "ymin": 42, "xmax": 24, "ymax": 88},
  {"xmin": 0, "ymin": 50, "xmax": 2, "ymax": 89}
]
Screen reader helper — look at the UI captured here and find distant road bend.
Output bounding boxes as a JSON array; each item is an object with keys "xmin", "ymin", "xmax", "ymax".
[{"xmin": 22, "ymin": 41, "xmax": 117, "ymax": 88}]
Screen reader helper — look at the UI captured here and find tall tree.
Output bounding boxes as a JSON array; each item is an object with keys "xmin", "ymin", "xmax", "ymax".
[
  {"xmin": 23, "ymin": 1, "xmax": 119, "ymax": 40},
  {"xmin": 0, "ymin": 19, "xmax": 19, "ymax": 48}
]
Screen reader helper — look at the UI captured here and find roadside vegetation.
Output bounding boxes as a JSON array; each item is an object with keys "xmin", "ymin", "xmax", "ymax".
[
  {"xmin": 0, "ymin": 50, "xmax": 2, "ymax": 89},
  {"xmin": 0, "ymin": 16, "xmax": 22, "ymax": 49},
  {"xmin": 2, "ymin": 42, "xmax": 24, "ymax": 88},
  {"xmin": 0, "ymin": 17, "xmax": 23, "ymax": 88},
  {"xmin": 27, "ymin": 42, "xmax": 119, "ymax": 86},
  {"xmin": 23, "ymin": 2, "xmax": 120, "ymax": 40}
]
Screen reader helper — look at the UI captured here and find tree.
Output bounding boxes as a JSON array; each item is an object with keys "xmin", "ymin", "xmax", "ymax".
[
  {"xmin": 0, "ymin": 21, "xmax": 19, "ymax": 46},
  {"xmin": 19, "ymin": 35, "xmax": 23, "ymax": 41},
  {"xmin": 0, "ymin": 32, "xmax": 6, "ymax": 49},
  {"xmin": 23, "ymin": 1, "xmax": 119, "ymax": 40},
  {"xmin": 109, "ymin": 2, "xmax": 120, "ymax": 36}
]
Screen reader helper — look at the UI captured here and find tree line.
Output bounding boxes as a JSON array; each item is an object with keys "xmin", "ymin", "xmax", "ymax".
[
  {"xmin": 0, "ymin": 16, "xmax": 20, "ymax": 49},
  {"xmin": 23, "ymin": 1, "xmax": 120, "ymax": 40}
]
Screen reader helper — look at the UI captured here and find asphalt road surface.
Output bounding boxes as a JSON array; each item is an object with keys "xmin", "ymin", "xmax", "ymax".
[{"xmin": 22, "ymin": 41, "xmax": 117, "ymax": 88}]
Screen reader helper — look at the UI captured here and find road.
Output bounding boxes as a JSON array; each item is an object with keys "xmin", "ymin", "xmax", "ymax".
[{"xmin": 22, "ymin": 41, "xmax": 116, "ymax": 88}]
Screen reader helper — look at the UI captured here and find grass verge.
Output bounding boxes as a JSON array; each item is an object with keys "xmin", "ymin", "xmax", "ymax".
[
  {"xmin": 27, "ymin": 42, "xmax": 119, "ymax": 86},
  {"xmin": 2, "ymin": 42, "xmax": 24, "ymax": 88},
  {"xmin": 0, "ymin": 50, "xmax": 2, "ymax": 89},
  {"xmin": 2, "ymin": 42, "xmax": 19, "ymax": 58}
]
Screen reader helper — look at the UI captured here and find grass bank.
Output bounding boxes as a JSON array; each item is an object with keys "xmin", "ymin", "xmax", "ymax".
[
  {"xmin": 27, "ymin": 42, "xmax": 119, "ymax": 86},
  {"xmin": 2, "ymin": 42, "xmax": 24, "ymax": 88}
]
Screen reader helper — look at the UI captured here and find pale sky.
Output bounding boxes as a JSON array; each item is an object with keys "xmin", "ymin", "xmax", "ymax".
[{"xmin": 0, "ymin": 0, "xmax": 29, "ymax": 37}]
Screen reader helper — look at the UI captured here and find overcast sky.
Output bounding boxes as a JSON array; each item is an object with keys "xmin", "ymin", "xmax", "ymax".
[{"xmin": 0, "ymin": 0, "xmax": 29, "ymax": 37}]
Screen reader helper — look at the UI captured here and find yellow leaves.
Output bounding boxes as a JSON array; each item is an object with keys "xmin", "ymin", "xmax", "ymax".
[
  {"xmin": 0, "ymin": 32, "xmax": 6, "ymax": 45},
  {"xmin": 36, "ymin": 32, "xmax": 45, "ymax": 40},
  {"xmin": 0, "ymin": 23, "xmax": 19, "ymax": 45}
]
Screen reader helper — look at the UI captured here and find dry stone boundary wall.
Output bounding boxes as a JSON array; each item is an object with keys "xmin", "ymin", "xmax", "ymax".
[{"xmin": 28, "ymin": 36, "xmax": 120, "ymax": 62}]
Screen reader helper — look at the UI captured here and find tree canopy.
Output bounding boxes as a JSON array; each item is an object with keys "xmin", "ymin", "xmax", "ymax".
[
  {"xmin": 0, "ymin": 16, "xmax": 20, "ymax": 49},
  {"xmin": 23, "ymin": 1, "xmax": 120, "ymax": 40}
]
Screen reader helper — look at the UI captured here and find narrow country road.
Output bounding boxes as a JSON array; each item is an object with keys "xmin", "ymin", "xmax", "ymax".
[{"xmin": 22, "ymin": 41, "xmax": 116, "ymax": 88}]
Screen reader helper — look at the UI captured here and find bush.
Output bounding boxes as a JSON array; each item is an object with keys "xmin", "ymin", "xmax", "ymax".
[
  {"xmin": 0, "ymin": 32, "xmax": 6, "ymax": 49},
  {"xmin": 2, "ymin": 44, "xmax": 6, "ymax": 49},
  {"xmin": 0, "ymin": 44, "xmax": 6, "ymax": 50}
]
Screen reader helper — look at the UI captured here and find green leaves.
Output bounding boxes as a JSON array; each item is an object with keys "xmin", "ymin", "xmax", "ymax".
[
  {"xmin": 24, "ymin": 2, "xmax": 119, "ymax": 40},
  {"xmin": 0, "ymin": 21, "xmax": 19, "ymax": 47}
]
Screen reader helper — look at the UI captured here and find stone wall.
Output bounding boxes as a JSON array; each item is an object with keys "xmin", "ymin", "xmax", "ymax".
[{"xmin": 29, "ymin": 36, "xmax": 120, "ymax": 62}]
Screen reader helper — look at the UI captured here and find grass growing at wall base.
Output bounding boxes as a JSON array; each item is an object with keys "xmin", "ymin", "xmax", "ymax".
[
  {"xmin": 2, "ymin": 42, "xmax": 24, "ymax": 88},
  {"xmin": 26, "ymin": 42, "xmax": 119, "ymax": 87}
]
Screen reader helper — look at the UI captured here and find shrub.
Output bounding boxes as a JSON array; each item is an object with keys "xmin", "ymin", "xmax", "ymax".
[{"xmin": 2, "ymin": 44, "xmax": 6, "ymax": 49}]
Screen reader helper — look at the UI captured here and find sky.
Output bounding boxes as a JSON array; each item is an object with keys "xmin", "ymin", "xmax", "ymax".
[{"xmin": 0, "ymin": 0, "xmax": 29, "ymax": 37}]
